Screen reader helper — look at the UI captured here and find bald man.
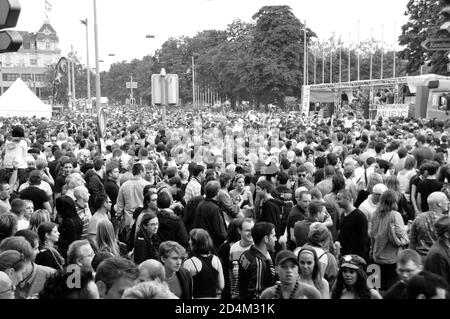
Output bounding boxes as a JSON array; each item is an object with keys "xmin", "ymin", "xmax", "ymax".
[
  {"xmin": 409, "ymin": 191, "xmax": 450, "ymax": 260},
  {"xmin": 0, "ymin": 271, "xmax": 14, "ymax": 299},
  {"xmin": 138, "ymin": 259, "xmax": 166, "ymax": 283}
]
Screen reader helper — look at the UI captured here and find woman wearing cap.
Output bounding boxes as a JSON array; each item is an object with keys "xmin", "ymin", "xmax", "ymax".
[
  {"xmin": 297, "ymin": 246, "xmax": 330, "ymax": 298},
  {"xmin": 331, "ymin": 254, "xmax": 382, "ymax": 299}
]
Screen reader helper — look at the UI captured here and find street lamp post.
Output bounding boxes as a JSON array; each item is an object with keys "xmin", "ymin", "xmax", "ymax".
[
  {"xmin": 81, "ymin": 19, "xmax": 91, "ymax": 113},
  {"xmin": 191, "ymin": 53, "xmax": 200, "ymax": 110},
  {"xmin": 93, "ymin": 0, "xmax": 101, "ymax": 116}
]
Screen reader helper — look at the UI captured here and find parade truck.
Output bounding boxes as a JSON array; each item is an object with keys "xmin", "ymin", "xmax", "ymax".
[{"xmin": 424, "ymin": 80, "xmax": 450, "ymax": 119}]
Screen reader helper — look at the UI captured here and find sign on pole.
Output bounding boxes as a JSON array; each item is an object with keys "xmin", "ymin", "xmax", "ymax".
[
  {"xmin": 126, "ymin": 82, "xmax": 138, "ymax": 89},
  {"xmin": 421, "ymin": 38, "xmax": 450, "ymax": 51},
  {"xmin": 301, "ymin": 85, "xmax": 310, "ymax": 116}
]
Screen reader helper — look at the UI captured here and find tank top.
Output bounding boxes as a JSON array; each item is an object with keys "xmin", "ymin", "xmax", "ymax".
[{"xmin": 192, "ymin": 254, "xmax": 219, "ymax": 298}]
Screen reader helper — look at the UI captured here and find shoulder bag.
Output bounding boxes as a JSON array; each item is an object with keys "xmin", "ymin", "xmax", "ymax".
[{"xmin": 387, "ymin": 211, "xmax": 409, "ymax": 247}]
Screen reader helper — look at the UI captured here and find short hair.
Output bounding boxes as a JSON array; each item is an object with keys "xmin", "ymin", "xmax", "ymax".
[
  {"xmin": 10, "ymin": 199, "xmax": 25, "ymax": 214},
  {"xmin": 0, "ymin": 236, "xmax": 34, "ymax": 262},
  {"xmin": 122, "ymin": 281, "xmax": 178, "ymax": 299},
  {"xmin": 189, "ymin": 229, "xmax": 214, "ymax": 255},
  {"xmin": 158, "ymin": 241, "xmax": 186, "ymax": 259},
  {"xmin": 219, "ymin": 173, "xmax": 232, "ymax": 188},
  {"xmin": 308, "ymin": 200, "xmax": 325, "ymax": 218},
  {"xmin": 132, "ymin": 163, "xmax": 145, "ymax": 176},
  {"xmin": 277, "ymin": 172, "xmax": 289, "ymax": 185},
  {"xmin": 91, "ymin": 252, "xmax": 113, "ymax": 272},
  {"xmin": 93, "ymin": 157, "xmax": 105, "ymax": 171},
  {"xmin": 157, "ymin": 191, "xmax": 172, "ymax": 209},
  {"xmin": 67, "ymin": 240, "xmax": 91, "ymax": 266},
  {"xmin": 396, "ymin": 249, "xmax": 422, "ymax": 267},
  {"xmin": 94, "ymin": 193, "xmax": 109, "ymax": 211},
  {"xmin": 238, "ymin": 218, "xmax": 254, "ymax": 231},
  {"xmin": 404, "ymin": 156, "xmax": 416, "ymax": 170},
  {"xmin": 257, "ymin": 180, "xmax": 273, "ymax": 193},
  {"xmin": 14, "ymin": 229, "xmax": 39, "ymax": 248},
  {"xmin": 73, "ymin": 186, "xmax": 89, "ymax": 199},
  {"xmin": 337, "ymin": 189, "xmax": 353, "ymax": 201},
  {"xmin": 193, "ymin": 165, "xmax": 205, "ymax": 177},
  {"xmin": 39, "ymin": 267, "xmax": 96, "ymax": 299},
  {"xmin": 0, "ymin": 213, "xmax": 18, "ymax": 241},
  {"xmin": 324, "ymin": 165, "xmax": 335, "ymax": 177},
  {"xmin": 204, "ymin": 181, "xmax": 220, "ymax": 199},
  {"xmin": 406, "ymin": 271, "xmax": 448, "ymax": 299},
  {"xmin": 95, "ymin": 257, "xmax": 139, "ymax": 291},
  {"xmin": 251, "ymin": 222, "xmax": 275, "ymax": 245},
  {"xmin": 106, "ymin": 162, "xmax": 119, "ymax": 176},
  {"xmin": 37, "ymin": 222, "xmax": 58, "ymax": 245},
  {"xmin": 427, "ymin": 192, "xmax": 448, "ymax": 207},
  {"xmin": 66, "ymin": 173, "xmax": 84, "ymax": 189}
]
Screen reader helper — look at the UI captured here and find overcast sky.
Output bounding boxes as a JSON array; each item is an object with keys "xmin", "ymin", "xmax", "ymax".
[{"xmin": 16, "ymin": 0, "xmax": 410, "ymax": 71}]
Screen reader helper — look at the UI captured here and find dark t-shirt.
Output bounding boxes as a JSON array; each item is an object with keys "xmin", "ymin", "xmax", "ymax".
[
  {"xmin": 19, "ymin": 186, "xmax": 48, "ymax": 210},
  {"xmin": 417, "ymin": 179, "xmax": 444, "ymax": 212},
  {"xmin": 54, "ymin": 174, "xmax": 67, "ymax": 194},
  {"xmin": 337, "ymin": 209, "xmax": 369, "ymax": 261},
  {"xmin": 383, "ymin": 281, "xmax": 407, "ymax": 299}
]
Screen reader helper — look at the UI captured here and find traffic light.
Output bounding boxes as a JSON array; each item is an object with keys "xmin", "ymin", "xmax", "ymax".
[{"xmin": 0, "ymin": 0, "xmax": 22, "ymax": 53}]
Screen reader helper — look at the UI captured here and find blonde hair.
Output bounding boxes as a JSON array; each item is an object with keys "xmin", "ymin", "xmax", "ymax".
[{"xmin": 96, "ymin": 220, "xmax": 119, "ymax": 257}]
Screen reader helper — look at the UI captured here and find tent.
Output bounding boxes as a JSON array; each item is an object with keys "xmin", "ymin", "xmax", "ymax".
[{"xmin": 0, "ymin": 78, "xmax": 52, "ymax": 119}]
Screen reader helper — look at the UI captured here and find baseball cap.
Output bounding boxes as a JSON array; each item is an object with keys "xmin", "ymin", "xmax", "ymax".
[
  {"xmin": 340, "ymin": 254, "xmax": 367, "ymax": 270},
  {"xmin": 275, "ymin": 250, "xmax": 298, "ymax": 266}
]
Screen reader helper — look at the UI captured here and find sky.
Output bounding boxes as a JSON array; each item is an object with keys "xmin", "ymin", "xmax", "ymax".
[{"xmin": 15, "ymin": 0, "xmax": 411, "ymax": 71}]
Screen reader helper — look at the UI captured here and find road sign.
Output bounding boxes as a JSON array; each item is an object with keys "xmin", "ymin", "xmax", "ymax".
[
  {"xmin": 421, "ymin": 38, "xmax": 450, "ymax": 51},
  {"xmin": 0, "ymin": 0, "xmax": 23, "ymax": 53},
  {"xmin": 126, "ymin": 82, "xmax": 137, "ymax": 89}
]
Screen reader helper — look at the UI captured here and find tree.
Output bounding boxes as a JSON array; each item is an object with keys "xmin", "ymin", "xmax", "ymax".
[
  {"xmin": 248, "ymin": 5, "xmax": 316, "ymax": 108},
  {"xmin": 399, "ymin": 0, "xmax": 446, "ymax": 75}
]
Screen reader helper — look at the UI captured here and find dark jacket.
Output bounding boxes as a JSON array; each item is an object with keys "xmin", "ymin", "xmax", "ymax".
[
  {"xmin": 260, "ymin": 198, "xmax": 282, "ymax": 238},
  {"xmin": 55, "ymin": 195, "xmax": 82, "ymax": 258},
  {"xmin": 176, "ymin": 267, "xmax": 194, "ymax": 300},
  {"xmin": 104, "ymin": 178, "xmax": 119, "ymax": 219},
  {"xmin": 425, "ymin": 238, "xmax": 450, "ymax": 285},
  {"xmin": 183, "ymin": 195, "xmax": 204, "ymax": 234},
  {"xmin": 238, "ymin": 246, "xmax": 276, "ymax": 299},
  {"xmin": 194, "ymin": 198, "xmax": 227, "ymax": 252},
  {"xmin": 84, "ymin": 169, "xmax": 106, "ymax": 212},
  {"xmin": 133, "ymin": 228, "xmax": 161, "ymax": 264},
  {"xmin": 157, "ymin": 208, "xmax": 189, "ymax": 250},
  {"xmin": 35, "ymin": 247, "xmax": 65, "ymax": 271}
]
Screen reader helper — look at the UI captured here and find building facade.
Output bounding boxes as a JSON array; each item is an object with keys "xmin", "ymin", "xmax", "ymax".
[{"xmin": 0, "ymin": 20, "xmax": 61, "ymax": 99}]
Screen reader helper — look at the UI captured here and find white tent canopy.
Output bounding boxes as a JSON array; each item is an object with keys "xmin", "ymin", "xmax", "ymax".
[{"xmin": 0, "ymin": 78, "xmax": 52, "ymax": 119}]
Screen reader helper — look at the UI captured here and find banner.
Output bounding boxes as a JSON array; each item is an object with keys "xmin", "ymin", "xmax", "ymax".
[
  {"xmin": 375, "ymin": 104, "xmax": 409, "ymax": 118},
  {"xmin": 301, "ymin": 85, "xmax": 310, "ymax": 116}
]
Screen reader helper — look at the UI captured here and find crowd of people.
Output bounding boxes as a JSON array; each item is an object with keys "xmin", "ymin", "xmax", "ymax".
[{"xmin": 0, "ymin": 103, "xmax": 449, "ymax": 300}]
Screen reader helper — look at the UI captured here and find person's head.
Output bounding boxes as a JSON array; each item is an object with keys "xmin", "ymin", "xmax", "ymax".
[
  {"xmin": 0, "ymin": 183, "xmax": 11, "ymax": 201},
  {"xmin": 404, "ymin": 156, "xmax": 417, "ymax": 170},
  {"xmin": 251, "ymin": 222, "xmax": 276, "ymax": 252},
  {"xmin": 94, "ymin": 194, "xmax": 112, "ymax": 212},
  {"xmin": 95, "ymin": 257, "xmax": 139, "ymax": 299},
  {"xmin": 371, "ymin": 183, "xmax": 388, "ymax": 205},
  {"xmin": 276, "ymin": 172, "xmax": 289, "ymax": 186},
  {"xmin": 406, "ymin": 271, "xmax": 448, "ymax": 299},
  {"xmin": 138, "ymin": 259, "xmax": 166, "ymax": 283},
  {"xmin": 142, "ymin": 189, "xmax": 158, "ymax": 211},
  {"xmin": 132, "ymin": 163, "xmax": 145, "ymax": 177},
  {"xmin": 219, "ymin": 172, "xmax": 232, "ymax": 189},
  {"xmin": 384, "ymin": 175, "xmax": 400, "ymax": 192},
  {"xmin": 121, "ymin": 280, "xmax": 178, "ymax": 299},
  {"xmin": 74, "ymin": 185, "xmax": 90, "ymax": 204},
  {"xmin": 0, "ymin": 271, "xmax": 14, "ymax": 299},
  {"xmin": 67, "ymin": 240, "xmax": 95, "ymax": 270},
  {"xmin": 193, "ymin": 164, "xmax": 206, "ymax": 180},
  {"xmin": 434, "ymin": 215, "xmax": 450, "ymax": 240},
  {"xmin": 28, "ymin": 209, "xmax": 51, "ymax": 233},
  {"xmin": 0, "ymin": 250, "xmax": 27, "ymax": 286},
  {"xmin": 96, "ymin": 220, "xmax": 119, "ymax": 257},
  {"xmin": 427, "ymin": 192, "xmax": 449, "ymax": 215},
  {"xmin": 238, "ymin": 218, "xmax": 254, "ymax": 246},
  {"xmin": 307, "ymin": 222, "xmax": 331, "ymax": 249},
  {"xmin": 106, "ymin": 162, "xmax": 120, "ymax": 181},
  {"xmin": 204, "ymin": 181, "xmax": 220, "ymax": 199},
  {"xmin": 37, "ymin": 222, "xmax": 60, "ymax": 247},
  {"xmin": 188, "ymin": 228, "xmax": 214, "ymax": 255},
  {"xmin": 39, "ymin": 267, "xmax": 99, "ymax": 299},
  {"xmin": 307, "ymin": 200, "xmax": 326, "ymax": 222},
  {"xmin": 159, "ymin": 241, "xmax": 186, "ymax": 275},
  {"xmin": 366, "ymin": 173, "xmax": 383, "ymax": 193},
  {"xmin": 140, "ymin": 213, "xmax": 159, "ymax": 236},
  {"xmin": 324, "ymin": 165, "xmax": 335, "ymax": 178},
  {"xmin": 297, "ymin": 165, "xmax": 308, "ymax": 182},
  {"xmin": 10, "ymin": 199, "xmax": 26, "ymax": 217},
  {"xmin": 61, "ymin": 159, "xmax": 74, "ymax": 176},
  {"xmin": 297, "ymin": 246, "xmax": 321, "ymax": 282},
  {"xmin": 396, "ymin": 249, "xmax": 423, "ymax": 283},
  {"xmin": 275, "ymin": 250, "xmax": 299, "ymax": 285},
  {"xmin": 22, "ymin": 200, "xmax": 34, "ymax": 220},
  {"xmin": 336, "ymin": 189, "xmax": 353, "ymax": 210},
  {"xmin": 65, "ymin": 173, "xmax": 85, "ymax": 190},
  {"xmin": 0, "ymin": 236, "xmax": 34, "ymax": 279},
  {"xmin": 156, "ymin": 191, "xmax": 172, "ymax": 209},
  {"xmin": 234, "ymin": 174, "xmax": 245, "ymax": 190},
  {"xmin": 0, "ymin": 213, "xmax": 18, "ymax": 242},
  {"xmin": 91, "ymin": 252, "xmax": 113, "ymax": 273},
  {"xmin": 375, "ymin": 189, "xmax": 398, "ymax": 215},
  {"xmin": 332, "ymin": 254, "xmax": 370, "ymax": 299},
  {"xmin": 256, "ymin": 180, "xmax": 273, "ymax": 199},
  {"xmin": 14, "ymin": 229, "xmax": 39, "ymax": 261}
]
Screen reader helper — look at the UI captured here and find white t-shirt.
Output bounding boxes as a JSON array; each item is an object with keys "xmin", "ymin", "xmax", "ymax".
[{"xmin": 4, "ymin": 139, "xmax": 28, "ymax": 169}]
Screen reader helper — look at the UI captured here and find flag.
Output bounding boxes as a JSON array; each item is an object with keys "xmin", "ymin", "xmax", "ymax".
[{"xmin": 45, "ymin": 0, "xmax": 52, "ymax": 12}]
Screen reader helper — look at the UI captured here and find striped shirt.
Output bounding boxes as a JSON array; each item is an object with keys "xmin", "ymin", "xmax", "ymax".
[
  {"xmin": 184, "ymin": 178, "xmax": 202, "ymax": 203},
  {"xmin": 76, "ymin": 204, "xmax": 91, "ymax": 240}
]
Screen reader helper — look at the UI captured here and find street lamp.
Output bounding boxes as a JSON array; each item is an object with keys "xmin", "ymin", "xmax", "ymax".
[
  {"xmin": 80, "ymin": 18, "xmax": 91, "ymax": 113},
  {"xmin": 192, "ymin": 53, "xmax": 200, "ymax": 109}
]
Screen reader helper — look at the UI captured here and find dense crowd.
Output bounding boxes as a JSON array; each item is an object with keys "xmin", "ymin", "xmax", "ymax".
[{"xmin": 0, "ymin": 104, "xmax": 449, "ymax": 299}]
